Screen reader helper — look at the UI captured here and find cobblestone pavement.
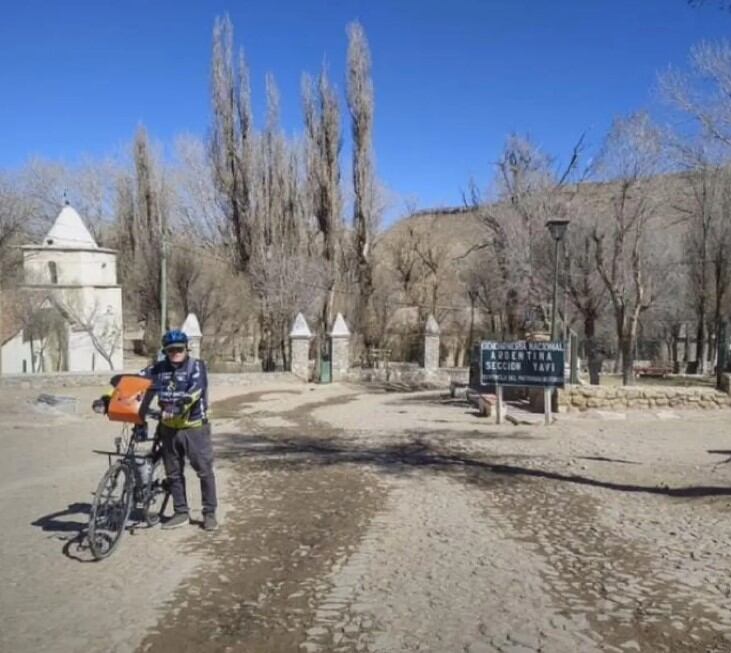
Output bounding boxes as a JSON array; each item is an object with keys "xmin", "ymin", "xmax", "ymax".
[
  {"xmin": 2, "ymin": 383, "xmax": 731, "ymax": 652},
  {"xmin": 141, "ymin": 386, "xmax": 731, "ymax": 653}
]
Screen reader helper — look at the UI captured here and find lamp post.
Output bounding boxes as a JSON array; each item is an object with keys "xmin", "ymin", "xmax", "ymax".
[{"xmin": 546, "ymin": 219, "xmax": 570, "ymax": 341}]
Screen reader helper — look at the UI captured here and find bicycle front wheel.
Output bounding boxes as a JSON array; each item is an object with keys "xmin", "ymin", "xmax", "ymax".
[{"xmin": 88, "ymin": 462, "xmax": 133, "ymax": 560}]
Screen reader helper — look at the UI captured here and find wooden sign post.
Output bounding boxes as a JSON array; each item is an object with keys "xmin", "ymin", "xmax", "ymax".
[
  {"xmin": 496, "ymin": 384, "xmax": 505, "ymax": 424},
  {"xmin": 479, "ymin": 340, "xmax": 565, "ymax": 426}
]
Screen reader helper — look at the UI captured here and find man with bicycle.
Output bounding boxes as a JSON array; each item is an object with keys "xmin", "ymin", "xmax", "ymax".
[{"xmin": 140, "ymin": 329, "xmax": 218, "ymax": 531}]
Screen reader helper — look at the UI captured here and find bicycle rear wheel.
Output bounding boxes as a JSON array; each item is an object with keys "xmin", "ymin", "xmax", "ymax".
[
  {"xmin": 143, "ymin": 459, "xmax": 170, "ymax": 527},
  {"xmin": 88, "ymin": 462, "xmax": 133, "ymax": 560}
]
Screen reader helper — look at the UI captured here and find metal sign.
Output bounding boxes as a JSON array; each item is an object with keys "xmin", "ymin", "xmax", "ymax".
[{"xmin": 480, "ymin": 340, "xmax": 565, "ymax": 388}]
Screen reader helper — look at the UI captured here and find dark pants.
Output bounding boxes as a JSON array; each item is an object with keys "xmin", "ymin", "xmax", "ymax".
[{"xmin": 160, "ymin": 423, "xmax": 218, "ymax": 516}]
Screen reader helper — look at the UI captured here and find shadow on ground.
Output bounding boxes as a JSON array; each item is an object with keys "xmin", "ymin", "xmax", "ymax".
[
  {"xmin": 215, "ymin": 430, "xmax": 731, "ymax": 499},
  {"xmin": 30, "ymin": 502, "xmax": 97, "ymax": 562},
  {"xmin": 31, "ymin": 500, "xmax": 171, "ymax": 563}
]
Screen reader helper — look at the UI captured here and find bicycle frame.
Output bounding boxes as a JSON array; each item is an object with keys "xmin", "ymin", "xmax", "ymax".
[
  {"xmin": 89, "ymin": 405, "xmax": 174, "ymax": 559},
  {"xmin": 92, "ymin": 413, "xmax": 163, "ymax": 504}
]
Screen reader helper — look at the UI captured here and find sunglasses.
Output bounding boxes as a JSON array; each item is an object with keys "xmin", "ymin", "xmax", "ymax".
[{"xmin": 165, "ymin": 346, "xmax": 186, "ymax": 354}]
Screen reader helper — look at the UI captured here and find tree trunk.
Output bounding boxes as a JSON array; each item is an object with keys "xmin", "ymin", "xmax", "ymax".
[
  {"xmin": 280, "ymin": 323, "xmax": 289, "ymax": 372},
  {"xmin": 29, "ymin": 336, "xmax": 36, "ymax": 373},
  {"xmin": 466, "ymin": 296, "xmax": 476, "ymax": 365},
  {"xmin": 621, "ymin": 336, "xmax": 634, "ymax": 386},
  {"xmin": 671, "ymin": 324, "xmax": 681, "ymax": 374},
  {"xmin": 696, "ymin": 310, "xmax": 706, "ymax": 374},
  {"xmin": 584, "ymin": 312, "xmax": 601, "ymax": 385},
  {"xmin": 613, "ymin": 312, "xmax": 624, "ymax": 374}
]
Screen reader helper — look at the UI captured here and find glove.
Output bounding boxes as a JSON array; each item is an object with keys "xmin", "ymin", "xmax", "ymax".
[{"xmin": 92, "ymin": 397, "xmax": 108, "ymax": 414}]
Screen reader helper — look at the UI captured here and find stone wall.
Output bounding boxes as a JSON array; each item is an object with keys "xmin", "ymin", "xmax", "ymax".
[
  {"xmin": 720, "ymin": 373, "xmax": 731, "ymax": 395},
  {"xmin": 559, "ymin": 384, "xmax": 731, "ymax": 412},
  {"xmin": 0, "ymin": 370, "xmax": 302, "ymax": 390},
  {"xmin": 347, "ymin": 364, "xmax": 469, "ymax": 387}
]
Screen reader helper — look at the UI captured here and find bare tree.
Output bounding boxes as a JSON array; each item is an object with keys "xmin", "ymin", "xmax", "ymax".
[
  {"xmin": 1, "ymin": 290, "xmax": 62, "ymax": 372},
  {"xmin": 210, "ymin": 15, "xmax": 255, "ymax": 271},
  {"xmin": 249, "ymin": 76, "xmax": 325, "ymax": 369},
  {"xmin": 413, "ymin": 223, "xmax": 450, "ymax": 319},
  {"xmin": 710, "ymin": 168, "xmax": 731, "ymax": 359},
  {"xmin": 563, "ymin": 218, "xmax": 607, "ymax": 383},
  {"xmin": 347, "ymin": 22, "xmax": 379, "ymax": 342},
  {"xmin": 660, "ymin": 40, "xmax": 731, "ymax": 149},
  {"xmin": 388, "ymin": 225, "xmax": 422, "ymax": 299},
  {"xmin": 113, "ymin": 126, "xmax": 169, "ymax": 352},
  {"xmin": 171, "ymin": 135, "xmax": 228, "ymax": 246},
  {"xmin": 15, "ymin": 158, "xmax": 120, "ymax": 245},
  {"xmin": 673, "ymin": 153, "xmax": 729, "ymax": 372},
  {"xmin": 135, "ymin": 125, "xmax": 164, "ymax": 336},
  {"xmin": 302, "ymin": 66, "xmax": 343, "ymax": 336},
  {"xmin": 50, "ymin": 294, "xmax": 122, "ymax": 370},
  {"xmin": 591, "ymin": 113, "xmax": 665, "ymax": 385},
  {"xmin": 169, "ymin": 242, "xmax": 251, "ymax": 337},
  {"xmin": 72, "ymin": 158, "xmax": 120, "ymax": 246},
  {"xmin": 464, "ymin": 134, "xmax": 583, "ymax": 338},
  {"xmin": 662, "ymin": 40, "xmax": 731, "ymax": 372},
  {"xmin": 0, "ymin": 174, "xmax": 34, "ymax": 279}
]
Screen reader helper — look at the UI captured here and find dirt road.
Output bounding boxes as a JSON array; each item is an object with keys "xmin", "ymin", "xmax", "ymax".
[{"xmin": 2, "ymin": 381, "xmax": 731, "ymax": 652}]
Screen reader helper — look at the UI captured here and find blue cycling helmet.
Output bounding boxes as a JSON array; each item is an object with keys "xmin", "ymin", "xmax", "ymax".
[{"xmin": 162, "ymin": 329, "xmax": 188, "ymax": 348}]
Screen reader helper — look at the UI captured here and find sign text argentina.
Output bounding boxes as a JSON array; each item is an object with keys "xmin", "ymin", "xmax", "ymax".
[{"xmin": 480, "ymin": 340, "xmax": 565, "ymax": 388}]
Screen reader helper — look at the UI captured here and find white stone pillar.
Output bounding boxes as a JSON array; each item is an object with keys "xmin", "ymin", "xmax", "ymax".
[
  {"xmin": 423, "ymin": 314, "xmax": 440, "ymax": 370},
  {"xmin": 181, "ymin": 313, "xmax": 203, "ymax": 359},
  {"xmin": 330, "ymin": 313, "xmax": 351, "ymax": 382},
  {"xmin": 289, "ymin": 313, "xmax": 312, "ymax": 381}
]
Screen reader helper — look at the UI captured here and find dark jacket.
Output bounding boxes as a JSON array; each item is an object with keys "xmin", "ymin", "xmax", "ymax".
[{"xmin": 140, "ymin": 356, "xmax": 209, "ymax": 429}]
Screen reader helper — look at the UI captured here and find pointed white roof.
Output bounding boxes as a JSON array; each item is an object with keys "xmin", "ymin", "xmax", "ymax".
[
  {"xmin": 42, "ymin": 204, "xmax": 98, "ymax": 249},
  {"xmin": 329, "ymin": 313, "xmax": 350, "ymax": 337},
  {"xmin": 290, "ymin": 312, "xmax": 312, "ymax": 338},
  {"xmin": 425, "ymin": 314, "xmax": 440, "ymax": 335},
  {"xmin": 181, "ymin": 313, "xmax": 202, "ymax": 338}
]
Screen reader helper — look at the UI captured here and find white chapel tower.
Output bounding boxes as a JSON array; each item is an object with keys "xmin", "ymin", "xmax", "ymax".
[{"xmin": 11, "ymin": 202, "xmax": 124, "ymax": 372}]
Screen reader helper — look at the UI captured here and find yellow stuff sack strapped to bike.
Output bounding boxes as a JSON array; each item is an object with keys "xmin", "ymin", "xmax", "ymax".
[{"xmin": 107, "ymin": 376, "xmax": 153, "ymax": 425}]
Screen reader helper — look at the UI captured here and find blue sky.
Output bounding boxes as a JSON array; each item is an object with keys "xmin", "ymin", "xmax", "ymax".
[{"xmin": 0, "ymin": 0, "xmax": 728, "ymax": 219}]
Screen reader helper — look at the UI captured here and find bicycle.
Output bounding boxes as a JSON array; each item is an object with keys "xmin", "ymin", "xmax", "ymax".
[{"xmin": 87, "ymin": 408, "xmax": 171, "ymax": 560}]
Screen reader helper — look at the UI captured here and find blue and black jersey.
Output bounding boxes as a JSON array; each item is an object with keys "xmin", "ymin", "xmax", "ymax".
[{"xmin": 140, "ymin": 357, "xmax": 209, "ymax": 429}]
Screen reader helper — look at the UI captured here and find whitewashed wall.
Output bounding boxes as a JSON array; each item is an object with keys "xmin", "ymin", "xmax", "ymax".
[
  {"xmin": 24, "ymin": 249, "xmax": 118, "ymax": 286},
  {"xmin": 1, "ymin": 332, "xmax": 50, "ymax": 373}
]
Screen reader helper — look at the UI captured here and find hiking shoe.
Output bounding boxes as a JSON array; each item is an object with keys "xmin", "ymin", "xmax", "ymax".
[
  {"xmin": 203, "ymin": 513, "xmax": 218, "ymax": 531},
  {"xmin": 162, "ymin": 512, "xmax": 189, "ymax": 529}
]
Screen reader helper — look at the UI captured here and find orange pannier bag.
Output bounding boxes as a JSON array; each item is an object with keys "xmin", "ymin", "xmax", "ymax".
[{"xmin": 107, "ymin": 376, "xmax": 153, "ymax": 425}]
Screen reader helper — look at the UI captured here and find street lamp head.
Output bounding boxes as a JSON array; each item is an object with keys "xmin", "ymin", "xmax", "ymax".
[{"xmin": 546, "ymin": 219, "xmax": 570, "ymax": 242}]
